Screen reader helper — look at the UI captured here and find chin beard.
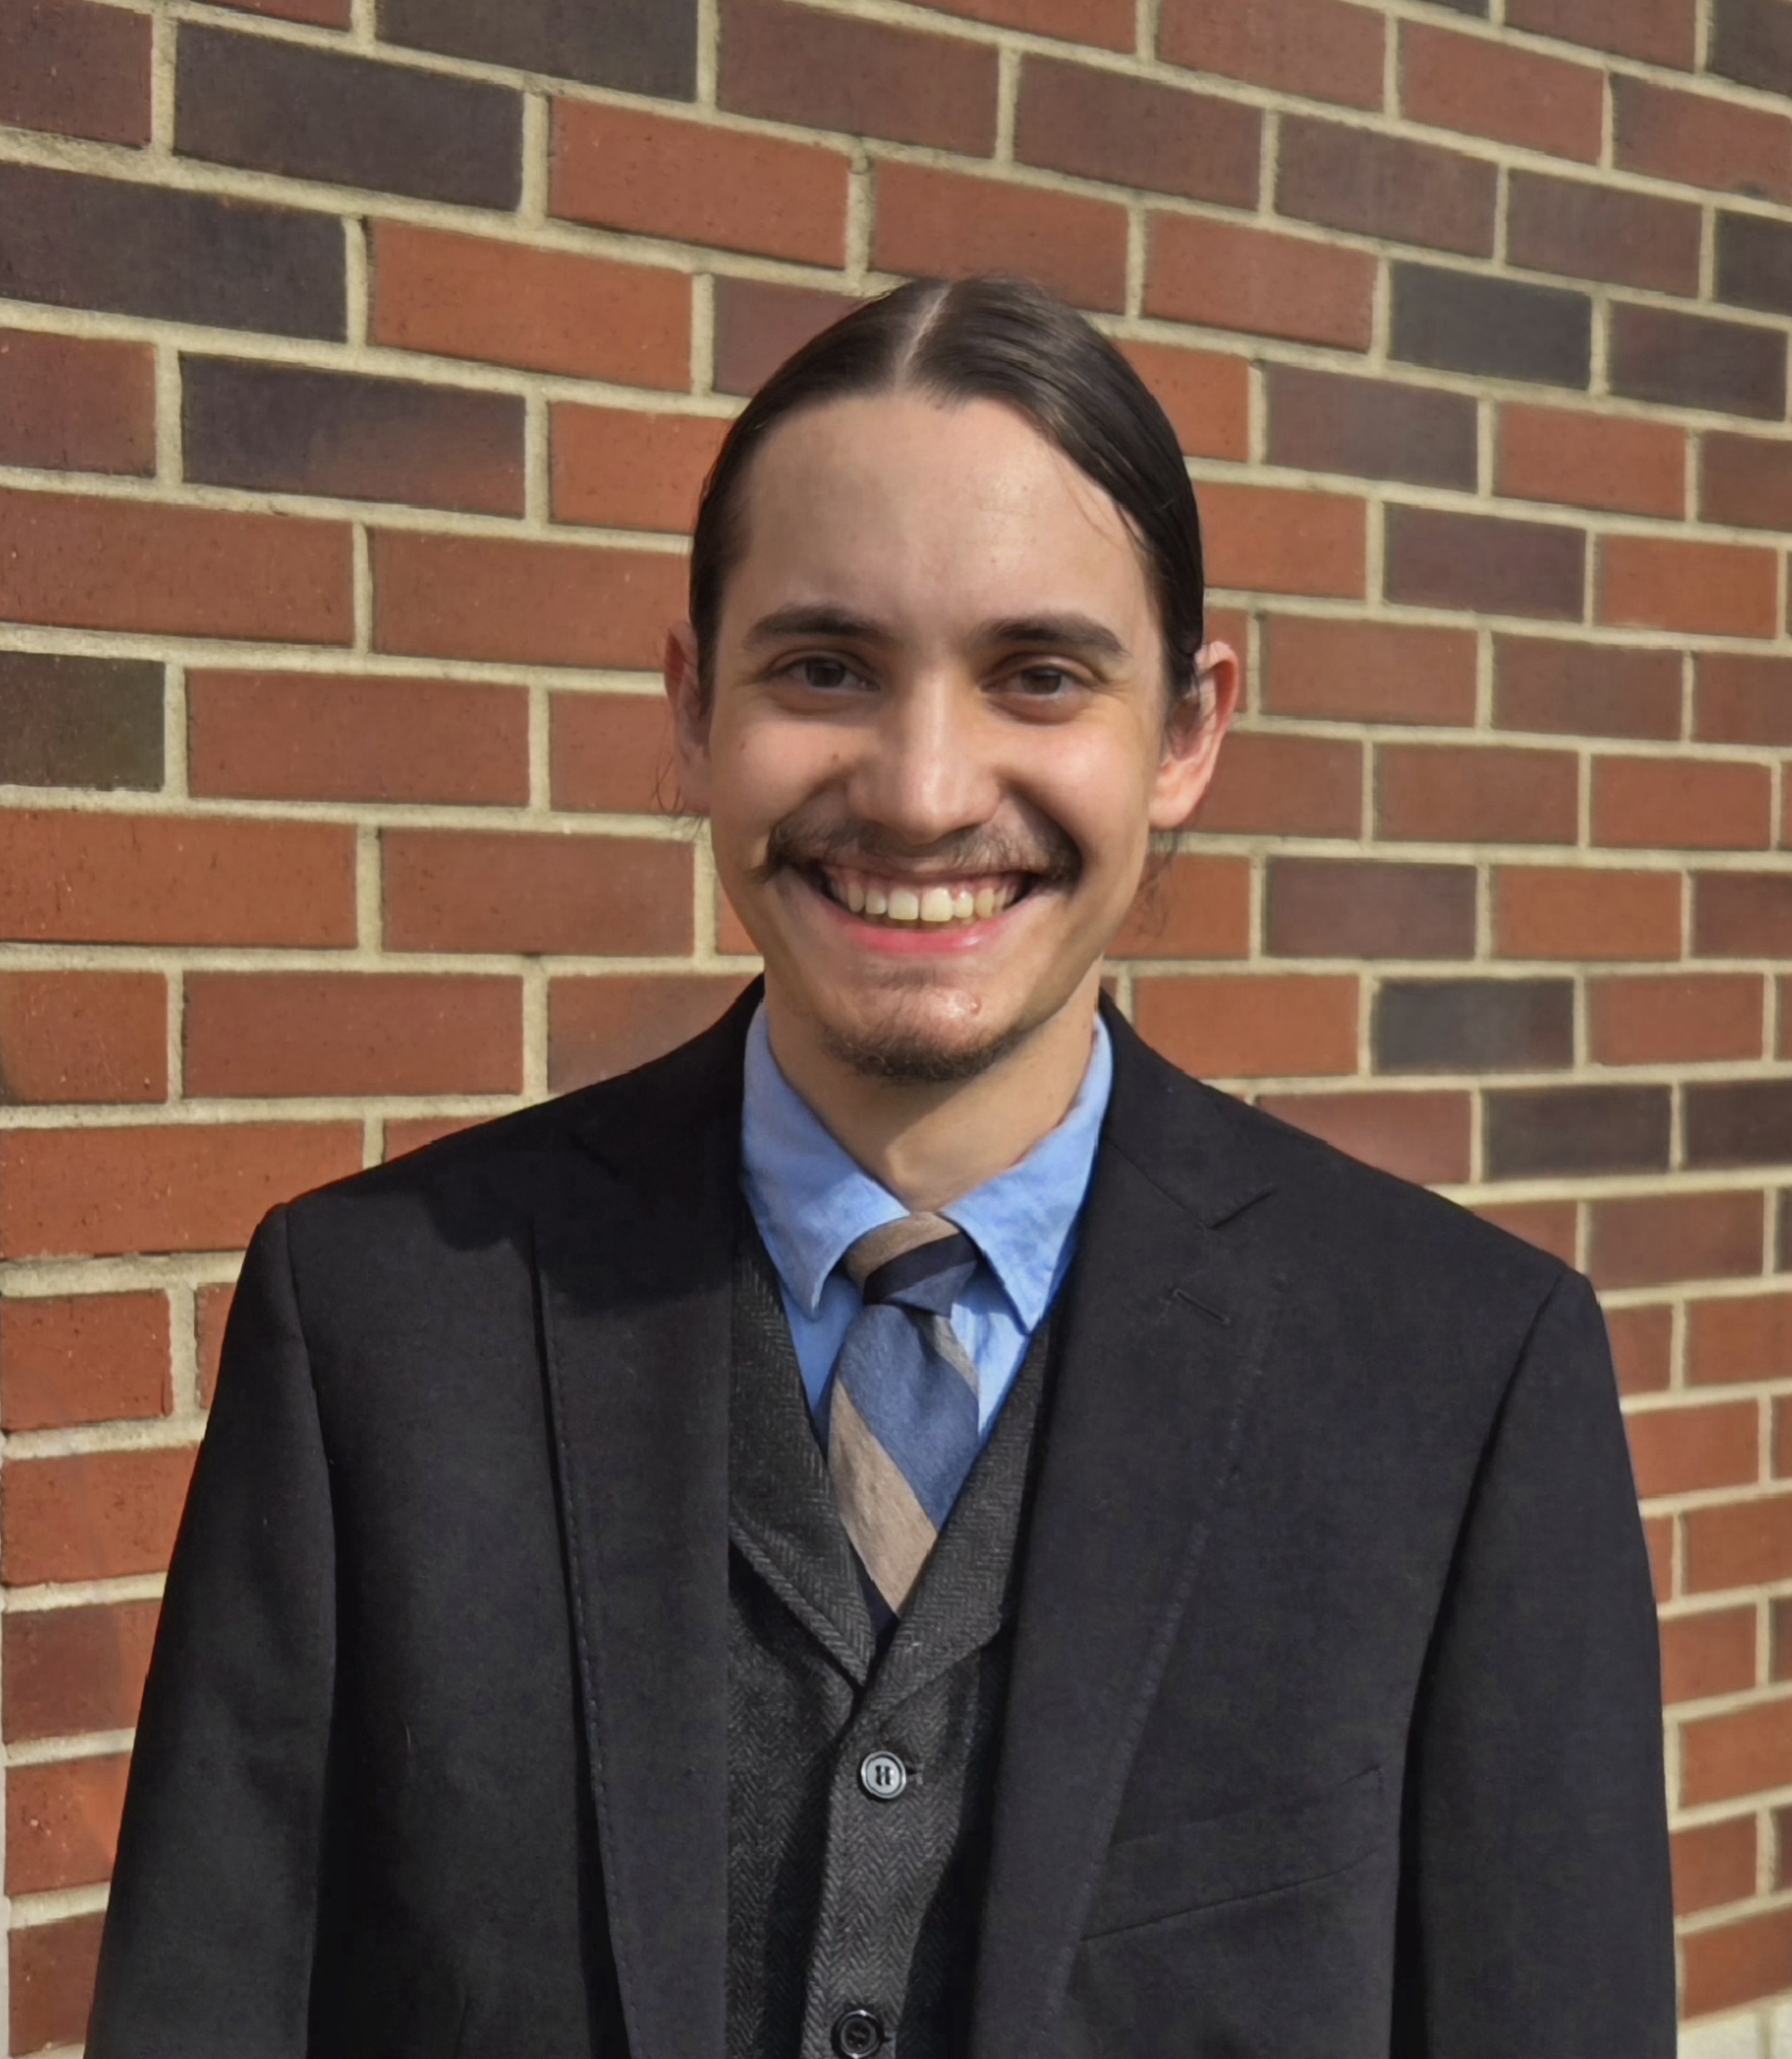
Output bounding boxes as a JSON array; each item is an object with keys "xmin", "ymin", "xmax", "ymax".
[{"xmin": 816, "ymin": 1008, "xmax": 1032, "ymax": 1085}]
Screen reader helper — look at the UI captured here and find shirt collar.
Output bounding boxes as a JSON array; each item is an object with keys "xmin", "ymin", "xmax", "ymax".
[{"xmin": 740, "ymin": 1003, "xmax": 1112, "ymax": 1329}]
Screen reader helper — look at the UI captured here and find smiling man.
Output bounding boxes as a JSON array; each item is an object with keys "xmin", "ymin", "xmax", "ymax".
[{"xmin": 88, "ymin": 278, "xmax": 1673, "ymax": 2059}]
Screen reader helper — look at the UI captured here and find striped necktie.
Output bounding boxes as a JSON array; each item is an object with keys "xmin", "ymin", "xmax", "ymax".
[{"xmin": 827, "ymin": 1213, "xmax": 984, "ymax": 1616}]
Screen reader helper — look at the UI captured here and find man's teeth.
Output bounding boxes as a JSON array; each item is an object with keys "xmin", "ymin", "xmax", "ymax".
[{"xmin": 828, "ymin": 873, "xmax": 1021, "ymax": 925}]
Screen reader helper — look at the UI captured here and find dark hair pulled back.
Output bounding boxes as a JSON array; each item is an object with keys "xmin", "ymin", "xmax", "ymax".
[{"xmin": 689, "ymin": 274, "xmax": 1206, "ymax": 704}]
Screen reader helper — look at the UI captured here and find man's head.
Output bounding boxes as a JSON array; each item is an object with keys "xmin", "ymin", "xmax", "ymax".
[{"xmin": 665, "ymin": 275, "xmax": 1238, "ymax": 1089}]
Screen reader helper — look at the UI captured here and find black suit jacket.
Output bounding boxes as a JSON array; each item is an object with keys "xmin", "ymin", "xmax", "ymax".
[{"xmin": 88, "ymin": 990, "xmax": 1675, "ymax": 2059}]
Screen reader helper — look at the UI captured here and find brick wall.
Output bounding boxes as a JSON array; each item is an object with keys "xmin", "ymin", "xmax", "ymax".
[{"xmin": 3, "ymin": 0, "xmax": 1792, "ymax": 2047}]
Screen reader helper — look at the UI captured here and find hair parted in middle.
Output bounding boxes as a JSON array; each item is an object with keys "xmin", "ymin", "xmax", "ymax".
[{"xmin": 687, "ymin": 274, "xmax": 1206, "ymax": 708}]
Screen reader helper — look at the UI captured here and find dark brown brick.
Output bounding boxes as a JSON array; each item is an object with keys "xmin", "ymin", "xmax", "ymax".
[
  {"xmin": 0, "ymin": 162, "xmax": 343, "ymax": 339},
  {"xmin": 0, "ymin": 0, "xmax": 150, "ymax": 146},
  {"xmin": 713, "ymin": 277, "xmax": 859, "ymax": 397},
  {"xmin": 1611, "ymin": 303, "xmax": 1786, "ymax": 422},
  {"xmin": 1158, "ymin": 0, "xmax": 1386, "ymax": 110},
  {"xmin": 1267, "ymin": 858, "xmax": 1476, "ymax": 959},
  {"xmin": 1718, "ymin": 211, "xmax": 1792, "ymax": 320},
  {"xmin": 1378, "ymin": 743, "xmax": 1578, "ymax": 844},
  {"xmin": 1704, "ymin": 432, "xmax": 1792, "ymax": 532},
  {"xmin": 1390, "ymin": 264, "xmax": 1592, "ymax": 389},
  {"xmin": 1484, "ymin": 1085, "xmax": 1672, "ymax": 1180},
  {"xmin": 1385, "ymin": 506, "xmax": 1585, "ymax": 620},
  {"xmin": 0, "ymin": 327, "xmax": 153, "ymax": 477},
  {"xmin": 1506, "ymin": 172, "xmax": 1702, "ymax": 296},
  {"xmin": 183, "ymin": 358, "xmax": 523, "ymax": 516},
  {"xmin": 1614, "ymin": 76, "xmax": 1792, "ymax": 204},
  {"xmin": 1016, "ymin": 54, "xmax": 1259, "ymax": 206},
  {"xmin": 721, "ymin": 0, "xmax": 996, "ymax": 153},
  {"xmin": 1712, "ymin": 0, "xmax": 1792, "ymax": 96},
  {"xmin": 1265, "ymin": 366, "xmax": 1476, "ymax": 489},
  {"xmin": 1374, "ymin": 978, "xmax": 1575, "ymax": 1073},
  {"xmin": 178, "ymin": 28, "xmax": 520, "ymax": 207},
  {"xmin": 1506, "ymin": 0, "xmax": 1695, "ymax": 67},
  {"xmin": 1697, "ymin": 653, "xmax": 1792, "ymax": 745},
  {"xmin": 1696, "ymin": 874, "xmax": 1792, "ymax": 957},
  {"xmin": 1277, "ymin": 118, "xmax": 1496, "ymax": 257},
  {"xmin": 1687, "ymin": 1083, "xmax": 1792, "ymax": 1170},
  {"xmin": 10, "ymin": 1912, "xmax": 103, "ymax": 2056},
  {"xmin": 1495, "ymin": 638, "xmax": 1682, "ymax": 741},
  {"xmin": 380, "ymin": 0, "xmax": 696, "ymax": 97},
  {"xmin": 0, "ymin": 654, "xmax": 162, "ymax": 791}
]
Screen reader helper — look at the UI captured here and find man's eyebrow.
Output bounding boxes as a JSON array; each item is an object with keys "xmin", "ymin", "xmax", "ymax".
[
  {"xmin": 982, "ymin": 614, "xmax": 1129, "ymax": 661},
  {"xmin": 744, "ymin": 605, "xmax": 896, "ymax": 647}
]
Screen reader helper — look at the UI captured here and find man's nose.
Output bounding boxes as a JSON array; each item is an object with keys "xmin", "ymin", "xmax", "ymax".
[{"xmin": 847, "ymin": 675, "xmax": 1003, "ymax": 845}]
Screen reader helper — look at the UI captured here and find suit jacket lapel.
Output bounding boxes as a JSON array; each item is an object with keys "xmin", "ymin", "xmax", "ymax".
[
  {"xmin": 971, "ymin": 1005, "xmax": 1282, "ymax": 2059},
  {"xmin": 535, "ymin": 993, "xmax": 757, "ymax": 2059}
]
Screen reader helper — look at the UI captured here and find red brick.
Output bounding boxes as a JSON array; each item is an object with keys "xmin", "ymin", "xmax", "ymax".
[
  {"xmin": 1262, "ymin": 617, "xmax": 1477, "ymax": 727},
  {"xmin": 1402, "ymin": 23, "xmax": 1602, "ymax": 163},
  {"xmin": 371, "ymin": 223, "xmax": 690, "ymax": 388},
  {"xmin": 1685, "ymin": 1698, "xmax": 1792, "ymax": 1809},
  {"xmin": 1628, "ymin": 1400, "xmax": 1761, "ymax": 1499},
  {"xmin": 4, "ymin": 1447, "xmax": 197, "ymax": 1584},
  {"xmin": 1015, "ymin": 57, "xmax": 1261, "ymax": 209},
  {"xmin": 0, "ymin": 970, "xmax": 165, "ymax": 1103},
  {"xmin": 552, "ymin": 406, "xmax": 726, "ymax": 537},
  {"xmin": 0, "ymin": 0, "xmax": 149, "ymax": 145},
  {"xmin": 550, "ymin": 692, "xmax": 674, "ymax": 815},
  {"xmin": 1593, "ymin": 759, "xmax": 1773, "ymax": 852},
  {"xmin": 1160, "ymin": 0, "xmax": 1385, "ymax": 111},
  {"xmin": 1606, "ymin": 1303, "xmax": 1673, "ymax": 1395},
  {"xmin": 206, "ymin": 0, "xmax": 349, "ymax": 19},
  {"xmin": 1589, "ymin": 974, "xmax": 1764, "ymax": 1067},
  {"xmin": 1496, "ymin": 867, "xmax": 1682, "ymax": 962},
  {"xmin": 713, "ymin": 278, "xmax": 859, "ymax": 398},
  {"xmin": 1645, "ymin": 1512, "xmax": 1674, "ymax": 1599},
  {"xmin": 383, "ymin": 1115, "xmax": 484, "ymax": 1164},
  {"xmin": 1495, "ymin": 637, "xmax": 1682, "ymax": 742},
  {"xmin": 1690, "ymin": 1490, "xmax": 1792, "ymax": 1592},
  {"xmin": 1600, "ymin": 536, "xmax": 1779, "ymax": 640},
  {"xmin": 1689, "ymin": 1294, "xmax": 1792, "ymax": 1387},
  {"xmin": 373, "ymin": 531, "xmax": 685, "ymax": 672},
  {"xmin": 1134, "ymin": 974, "xmax": 1360, "ymax": 1079},
  {"xmin": 188, "ymin": 670, "xmax": 528, "ymax": 807},
  {"xmin": 0, "ymin": 1293, "xmax": 170, "ymax": 1433},
  {"xmin": 1378, "ymin": 745, "xmax": 1578, "ymax": 845},
  {"xmin": 1506, "ymin": 0, "xmax": 1695, "ymax": 68},
  {"xmin": 1683, "ymin": 1903, "xmax": 1792, "ymax": 2017},
  {"xmin": 1615, "ymin": 76, "xmax": 1792, "ymax": 204},
  {"xmin": 909, "ymin": 0, "xmax": 1132, "ymax": 46},
  {"xmin": 1674, "ymin": 1817, "xmax": 1756, "ymax": 1917},
  {"xmin": 1255, "ymin": 1090, "xmax": 1470, "ymax": 1184},
  {"xmin": 1662, "ymin": 1608, "xmax": 1758, "ymax": 1706},
  {"xmin": 1777, "ymin": 1396, "xmax": 1792, "ymax": 1475},
  {"xmin": 11, "ymin": 1911, "xmax": 105, "ymax": 2056},
  {"xmin": 1588, "ymin": 1190, "xmax": 1764, "ymax": 1290},
  {"xmin": 1278, "ymin": 118, "xmax": 1496, "ymax": 259},
  {"xmin": 551, "ymin": 98, "xmax": 846, "ymax": 267},
  {"xmin": 186, "ymin": 974, "xmax": 523, "ymax": 1099},
  {"xmin": 7, "ymin": 1754, "xmax": 129, "ymax": 1894},
  {"xmin": 1695, "ymin": 873, "xmax": 1792, "ymax": 957},
  {"xmin": 1197, "ymin": 730, "xmax": 1363, "ymax": 839},
  {"xmin": 0, "ymin": 488, "xmax": 351, "ymax": 644},
  {"xmin": 1700, "ymin": 653, "xmax": 1792, "ymax": 746},
  {"xmin": 0, "ymin": 327, "xmax": 153, "ymax": 476},
  {"xmin": 1117, "ymin": 343, "xmax": 1250, "ymax": 463},
  {"xmin": 1110, "ymin": 855, "xmax": 1252, "ymax": 959},
  {"xmin": 1498, "ymin": 405, "xmax": 1686, "ymax": 520},
  {"xmin": 549, "ymin": 974, "xmax": 754, "ymax": 1091},
  {"xmin": 1146, "ymin": 214, "xmax": 1376, "ymax": 351},
  {"xmin": 873, "ymin": 162, "xmax": 1128, "ymax": 313},
  {"xmin": 0, "ymin": 1123, "xmax": 361, "ymax": 1261},
  {"xmin": 4, "ymin": 1599, "xmax": 161, "ymax": 1742},
  {"xmin": 1201, "ymin": 484, "xmax": 1366, "ymax": 600},
  {"xmin": 197, "ymin": 1281, "xmax": 233, "ymax": 1407},
  {"xmin": 1702, "ymin": 431, "xmax": 1792, "ymax": 534},
  {"xmin": 383, "ymin": 831, "xmax": 692, "ymax": 957},
  {"xmin": 1474, "ymin": 1198, "xmax": 1579, "ymax": 1266},
  {"xmin": 0, "ymin": 812, "xmax": 354, "ymax": 948}
]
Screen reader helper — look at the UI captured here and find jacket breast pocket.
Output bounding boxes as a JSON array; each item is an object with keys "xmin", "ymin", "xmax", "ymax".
[{"xmin": 1083, "ymin": 1763, "xmax": 1387, "ymax": 1938}]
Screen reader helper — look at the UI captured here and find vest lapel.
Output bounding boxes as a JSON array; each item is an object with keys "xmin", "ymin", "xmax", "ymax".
[{"xmin": 970, "ymin": 1007, "xmax": 1283, "ymax": 2059}]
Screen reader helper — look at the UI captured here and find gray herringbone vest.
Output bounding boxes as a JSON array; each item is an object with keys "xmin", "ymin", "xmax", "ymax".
[{"xmin": 727, "ymin": 1221, "xmax": 1051, "ymax": 2059}]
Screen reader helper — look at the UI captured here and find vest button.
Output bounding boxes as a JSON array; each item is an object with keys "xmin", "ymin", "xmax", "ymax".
[
  {"xmin": 833, "ymin": 2008, "xmax": 885, "ymax": 2058},
  {"xmin": 859, "ymin": 1749, "xmax": 909, "ymax": 1802}
]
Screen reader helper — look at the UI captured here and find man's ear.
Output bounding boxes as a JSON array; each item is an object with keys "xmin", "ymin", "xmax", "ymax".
[
  {"xmin": 1148, "ymin": 640, "xmax": 1240, "ymax": 832},
  {"xmin": 663, "ymin": 622, "xmax": 713, "ymax": 815}
]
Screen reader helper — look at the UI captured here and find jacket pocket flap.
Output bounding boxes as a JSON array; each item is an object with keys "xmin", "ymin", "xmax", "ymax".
[{"xmin": 1084, "ymin": 1763, "xmax": 1386, "ymax": 1937}]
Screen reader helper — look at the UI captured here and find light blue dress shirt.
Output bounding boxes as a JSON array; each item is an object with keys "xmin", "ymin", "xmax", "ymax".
[{"xmin": 740, "ymin": 1003, "xmax": 1114, "ymax": 1443}]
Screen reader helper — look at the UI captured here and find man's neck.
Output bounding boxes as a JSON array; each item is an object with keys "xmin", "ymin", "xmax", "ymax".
[{"xmin": 762, "ymin": 979, "xmax": 1103, "ymax": 1213}]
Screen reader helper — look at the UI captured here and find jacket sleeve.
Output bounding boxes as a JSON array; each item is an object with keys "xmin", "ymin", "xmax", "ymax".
[
  {"xmin": 1395, "ymin": 1267, "xmax": 1677, "ymax": 2058},
  {"xmin": 86, "ymin": 1205, "xmax": 335, "ymax": 2059}
]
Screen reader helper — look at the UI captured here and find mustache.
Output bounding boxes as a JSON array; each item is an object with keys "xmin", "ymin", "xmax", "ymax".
[{"xmin": 756, "ymin": 803, "xmax": 1082, "ymax": 888}]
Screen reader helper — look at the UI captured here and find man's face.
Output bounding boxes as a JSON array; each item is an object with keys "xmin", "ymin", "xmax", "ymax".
[{"xmin": 670, "ymin": 391, "xmax": 1230, "ymax": 1083}]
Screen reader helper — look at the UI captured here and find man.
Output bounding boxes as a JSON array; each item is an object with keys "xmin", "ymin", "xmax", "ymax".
[{"xmin": 88, "ymin": 276, "xmax": 1675, "ymax": 2058}]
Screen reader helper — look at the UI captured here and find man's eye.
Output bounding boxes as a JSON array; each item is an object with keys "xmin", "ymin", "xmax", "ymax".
[
  {"xmin": 1011, "ymin": 665, "xmax": 1076, "ymax": 696},
  {"xmin": 788, "ymin": 655, "xmax": 861, "ymax": 691}
]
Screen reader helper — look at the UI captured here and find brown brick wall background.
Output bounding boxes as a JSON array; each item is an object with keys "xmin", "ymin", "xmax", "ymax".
[{"xmin": 2, "ymin": 0, "xmax": 1792, "ymax": 2047}]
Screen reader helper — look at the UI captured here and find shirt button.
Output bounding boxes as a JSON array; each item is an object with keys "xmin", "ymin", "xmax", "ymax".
[
  {"xmin": 833, "ymin": 2007, "xmax": 885, "ymax": 2058},
  {"xmin": 859, "ymin": 1749, "xmax": 909, "ymax": 1801}
]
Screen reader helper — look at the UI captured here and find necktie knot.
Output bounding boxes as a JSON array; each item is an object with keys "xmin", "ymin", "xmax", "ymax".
[{"xmin": 844, "ymin": 1213, "xmax": 980, "ymax": 1310}]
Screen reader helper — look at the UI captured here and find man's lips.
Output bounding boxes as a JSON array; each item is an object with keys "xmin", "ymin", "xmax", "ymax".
[{"xmin": 805, "ymin": 865, "xmax": 1035, "ymax": 929}]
